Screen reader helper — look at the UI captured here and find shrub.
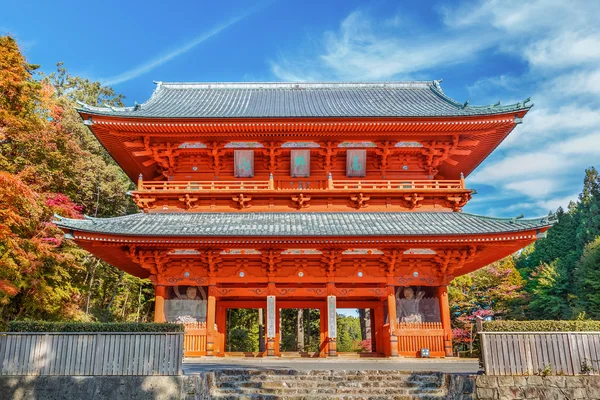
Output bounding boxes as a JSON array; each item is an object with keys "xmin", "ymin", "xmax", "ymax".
[
  {"xmin": 7, "ymin": 321, "xmax": 184, "ymax": 333},
  {"xmin": 482, "ymin": 320, "xmax": 600, "ymax": 332}
]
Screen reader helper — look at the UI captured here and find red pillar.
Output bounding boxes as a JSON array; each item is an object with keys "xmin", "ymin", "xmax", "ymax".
[
  {"xmin": 153, "ymin": 285, "xmax": 166, "ymax": 323},
  {"xmin": 387, "ymin": 286, "xmax": 399, "ymax": 357},
  {"xmin": 206, "ymin": 286, "xmax": 216, "ymax": 356},
  {"xmin": 437, "ymin": 285, "xmax": 453, "ymax": 357},
  {"xmin": 319, "ymin": 303, "xmax": 327, "ymax": 357}
]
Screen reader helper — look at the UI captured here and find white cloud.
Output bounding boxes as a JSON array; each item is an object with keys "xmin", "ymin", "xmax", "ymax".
[
  {"xmin": 469, "ymin": 153, "xmax": 571, "ymax": 185},
  {"xmin": 101, "ymin": 11, "xmax": 255, "ymax": 86},
  {"xmin": 535, "ymin": 193, "xmax": 580, "ymax": 212},
  {"xmin": 269, "ymin": 1, "xmax": 600, "ymax": 216},
  {"xmin": 270, "ymin": 10, "xmax": 492, "ymax": 81},
  {"xmin": 505, "ymin": 179, "xmax": 558, "ymax": 198},
  {"xmin": 524, "ymin": 33, "xmax": 600, "ymax": 70}
]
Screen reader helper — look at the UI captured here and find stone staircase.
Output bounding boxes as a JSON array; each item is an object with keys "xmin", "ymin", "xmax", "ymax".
[{"xmin": 194, "ymin": 369, "xmax": 453, "ymax": 399}]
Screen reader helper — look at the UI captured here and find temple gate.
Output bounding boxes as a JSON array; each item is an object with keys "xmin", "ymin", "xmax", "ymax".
[{"xmin": 56, "ymin": 81, "xmax": 552, "ymax": 357}]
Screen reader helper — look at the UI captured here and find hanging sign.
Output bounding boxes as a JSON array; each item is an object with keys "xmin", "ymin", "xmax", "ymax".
[
  {"xmin": 234, "ymin": 150, "xmax": 254, "ymax": 178},
  {"xmin": 267, "ymin": 295, "xmax": 276, "ymax": 339},
  {"xmin": 327, "ymin": 295, "xmax": 337, "ymax": 339},
  {"xmin": 290, "ymin": 149, "xmax": 310, "ymax": 177},
  {"xmin": 346, "ymin": 149, "xmax": 366, "ymax": 177}
]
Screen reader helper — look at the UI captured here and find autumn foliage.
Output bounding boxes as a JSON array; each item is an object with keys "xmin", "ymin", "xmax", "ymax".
[{"xmin": 0, "ymin": 36, "xmax": 152, "ymax": 327}]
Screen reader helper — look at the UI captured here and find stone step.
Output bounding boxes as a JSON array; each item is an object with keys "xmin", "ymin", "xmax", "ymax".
[
  {"xmin": 215, "ymin": 371, "xmax": 444, "ymax": 381},
  {"xmin": 215, "ymin": 369, "xmax": 444, "ymax": 376},
  {"xmin": 210, "ymin": 395, "xmax": 445, "ymax": 400},
  {"xmin": 218, "ymin": 374, "xmax": 442, "ymax": 381},
  {"xmin": 213, "ymin": 386, "xmax": 445, "ymax": 396},
  {"xmin": 217, "ymin": 380, "xmax": 443, "ymax": 390},
  {"xmin": 207, "ymin": 370, "xmax": 448, "ymax": 400}
]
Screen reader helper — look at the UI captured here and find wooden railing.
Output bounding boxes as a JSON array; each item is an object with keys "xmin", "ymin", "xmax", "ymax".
[
  {"xmin": 332, "ymin": 180, "xmax": 463, "ymax": 190},
  {"xmin": 393, "ymin": 322, "xmax": 445, "ymax": 357},
  {"xmin": 137, "ymin": 178, "xmax": 465, "ymax": 192},
  {"xmin": 141, "ymin": 180, "xmax": 271, "ymax": 191},
  {"xmin": 479, "ymin": 331, "xmax": 600, "ymax": 375},
  {"xmin": 0, "ymin": 332, "xmax": 183, "ymax": 376},
  {"xmin": 182, "ymin": 322, "xmax": 207, "ymax": 357}
]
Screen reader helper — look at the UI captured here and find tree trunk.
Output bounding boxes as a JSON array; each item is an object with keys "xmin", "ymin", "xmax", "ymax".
[
  {"xmin": 364, "ymin": 309, "xmax": 371, "ymax": 339},
  {"xmin": 306, "ymin": 309, "xmax": 311, "ymax": 350},
  {"xmin": 136, "ymin": 283, "xmax": 143, "ymax": 322},
  {"xmin": 297, "ymin": 308, "xmax": 304, "ymax": 352},
  {"xmin": 258, "ymin": 308, "xmax": 265, "ymax": 352},
  {"xmin": 105, "ymin": 270, "xmax": 124, "ymax": 312},
  {"xmin": 358, "ymin": 309, "xmax": 367, "ymax": 340},
  {"xmin": 85, "ymin": 260, "xmax": 100, "ymax": 317}
]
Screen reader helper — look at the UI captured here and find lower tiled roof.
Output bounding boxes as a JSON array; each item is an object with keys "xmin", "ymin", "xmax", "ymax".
[{"xmin": 54, "ymin": 212, "xmax": 552, "ymax": 237}]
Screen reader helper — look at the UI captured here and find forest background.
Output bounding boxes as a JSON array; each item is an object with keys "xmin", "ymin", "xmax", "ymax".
[{"xmin": 1, "ymin": 36, "xmax": 600, "ymax": 353}]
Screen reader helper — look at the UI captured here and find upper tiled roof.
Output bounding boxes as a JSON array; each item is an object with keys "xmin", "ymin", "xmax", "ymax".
[
  {"xmin": 55, "ymin": 212, "xmax": 552, "ymax": 237},
  {"xmin": 77, "ymin": 81, "xmax": 532, "ymax": 119}
]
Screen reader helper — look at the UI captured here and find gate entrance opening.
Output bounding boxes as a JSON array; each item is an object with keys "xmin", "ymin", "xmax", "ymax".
[
  {"xmin": 336, "ymin": 308, "xmax": 376, "ymax": 355},
  {"xmin": 279, "ymin": 308, "xmax": 321, "ymax": 357}
]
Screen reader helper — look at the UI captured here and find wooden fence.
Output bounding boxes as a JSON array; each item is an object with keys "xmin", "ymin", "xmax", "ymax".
[
  {"xmin": 0, "ymin": 332, "xmax": 183, "ymax": 376},
  {"xmin": 393, "ymin": 322, "xmax": 445, "ymax": 357},
  {"xmin": 479, "ymin": 331, "xmax": 600, "ymax": 375},
  {"xmin": 183, "ymin": 322, "xmax": 207, "ymax": 357}
]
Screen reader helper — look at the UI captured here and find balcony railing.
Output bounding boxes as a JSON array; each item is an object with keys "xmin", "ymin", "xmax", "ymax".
[{"xmin": 137, "ymin": 177, "xmax": 465, "ymax": 192}]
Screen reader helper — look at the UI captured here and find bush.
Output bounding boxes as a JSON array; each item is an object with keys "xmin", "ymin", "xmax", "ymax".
[
  {"xmin": 483, "ymin": 320, "xmax": 600, "ymax": 332},
  {"xmin": 7, "ymin": 321, "xmax": 184, "ymax": 333}
]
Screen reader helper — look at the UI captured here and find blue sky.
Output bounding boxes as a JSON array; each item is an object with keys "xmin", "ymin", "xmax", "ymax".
[{"xmin": 3, "ymin": 0, "xmax": 599, "ymax": 218}]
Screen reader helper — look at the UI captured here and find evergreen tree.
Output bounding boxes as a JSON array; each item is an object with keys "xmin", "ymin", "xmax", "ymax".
[{"xmin": 575, "ymin": 238, "xmax": 600, "ymax": 317}]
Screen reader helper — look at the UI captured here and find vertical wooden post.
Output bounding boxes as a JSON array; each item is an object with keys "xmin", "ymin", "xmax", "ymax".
[
  {"xmin": 438, "ymin": 285, "xmax": 453, "ymax": 357},
  {"xmin": 206, "ymin": 286, "xmax": 216, "ymax": 356},
  {"xmin": 268, "ymin": 173, "xmax": 274, "ymax": 190},
  {"xmin": 327, "ymin": 295, "xmax": 337, "ymax": 357},
  {"xmin": 266, "ymin": 295, "xmax": 276, "ymax": 356},
  {"xmin": 154, "ymin": 285, "xmax": 166, "ymax": 323},
  {"xmin": 369, "ymin": 308, "xmax": 377, "ymax": 353},
  {"xmin": 320, "ymin": 303, "xmax": 327, "ymax": 357},
  {"xmin": 258, "ymin": 308, "xmax": 265, "ymax": 353},
  {"xmin": 297, "ymin": 308, "xmax": 305, "ymax": 352},
  {"xmin": 387, "ymin": 286, "xmax": 399, "ymax": 357}
]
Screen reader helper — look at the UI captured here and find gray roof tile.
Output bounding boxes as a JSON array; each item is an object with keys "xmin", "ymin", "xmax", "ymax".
[
  {"xmin": 55, "ymin": 212, "xmax": 552, "ymax": 237},
  {"xmin": 77, "ymin": 81, "xmax": 532, "ymax": 119}
]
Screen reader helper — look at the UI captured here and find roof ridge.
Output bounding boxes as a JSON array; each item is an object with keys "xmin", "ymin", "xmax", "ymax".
[{"xmin": 157, "ymin": 81, "xmax": 437, "ymax": 90}]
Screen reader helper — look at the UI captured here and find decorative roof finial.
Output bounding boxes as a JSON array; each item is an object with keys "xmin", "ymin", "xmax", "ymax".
[{"xmin": 461, "ymin": 100, "xmax": 470, "ymax": 109}]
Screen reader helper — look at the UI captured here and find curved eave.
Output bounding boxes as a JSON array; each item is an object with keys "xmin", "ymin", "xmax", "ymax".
[
  {"xmin": 54, "ymin": 212, "xmax": 553, "ymax": 239},
  {"xmin": 77, "ymin": 110, "xmax": 530, "ymax": 183},
  {"xmin": 54, "ymin": 212, "xmax": 552, "ymax": 280}
]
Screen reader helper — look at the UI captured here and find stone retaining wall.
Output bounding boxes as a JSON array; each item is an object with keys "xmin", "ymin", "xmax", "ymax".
[
  {"xmin": 2, "ymin": 372, "xmax": 600, "ymax": 399},
  {"xmin": 475, "ymin": 375, "xmax": 600, "ymax": 400}
]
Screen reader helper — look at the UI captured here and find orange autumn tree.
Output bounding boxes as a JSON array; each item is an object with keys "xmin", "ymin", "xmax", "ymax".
[{"xmin": 0, "ymin": 36, "xmax": 152, "ymax": 326}]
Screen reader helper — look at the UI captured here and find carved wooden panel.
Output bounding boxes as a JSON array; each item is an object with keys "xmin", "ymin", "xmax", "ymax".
[
  {"xmin": 234, "ymin": 150, "xmax": 254, "ymax": 178},
  {"xmin": 346, "ymin": 149, "xmax": 366, "ymax": 177},
  {"xmin": 290, "ymin": 149, "xmax": 310, "ymax": 177}
]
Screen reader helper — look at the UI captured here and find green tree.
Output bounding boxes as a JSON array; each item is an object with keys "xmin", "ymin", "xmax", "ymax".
[{"xmin": 575, "ymin": 238, "xmax": 600, "ymax": 317}]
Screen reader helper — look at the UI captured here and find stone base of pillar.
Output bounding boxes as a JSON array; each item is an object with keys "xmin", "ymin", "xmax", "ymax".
[
  {"xmin": 444, "ymin": 340, "xmax": 453, "ymax": 357},
  {"xmin": 389, "ymin": 334, "xmax": 399, "ymax": 357},
  {"xmin": 206, "ymin": 337, "xmax": 214, "ymax": 357},
  {"xmin": 267, "ymin": 338, "xmax": 276, "ymax": 356},
  {"xmin": 328, "ymin": 338, "xmax": 337, "ymax": 357}
]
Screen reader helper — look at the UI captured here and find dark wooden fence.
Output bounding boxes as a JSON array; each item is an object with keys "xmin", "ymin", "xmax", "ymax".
[
  {"xmin": 479, "ymin": 331, "xmax": 600, "ymax": 375},
  {"xmin": 0, "ymin": 332, "xmax": 183, "ymax": 376}
]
